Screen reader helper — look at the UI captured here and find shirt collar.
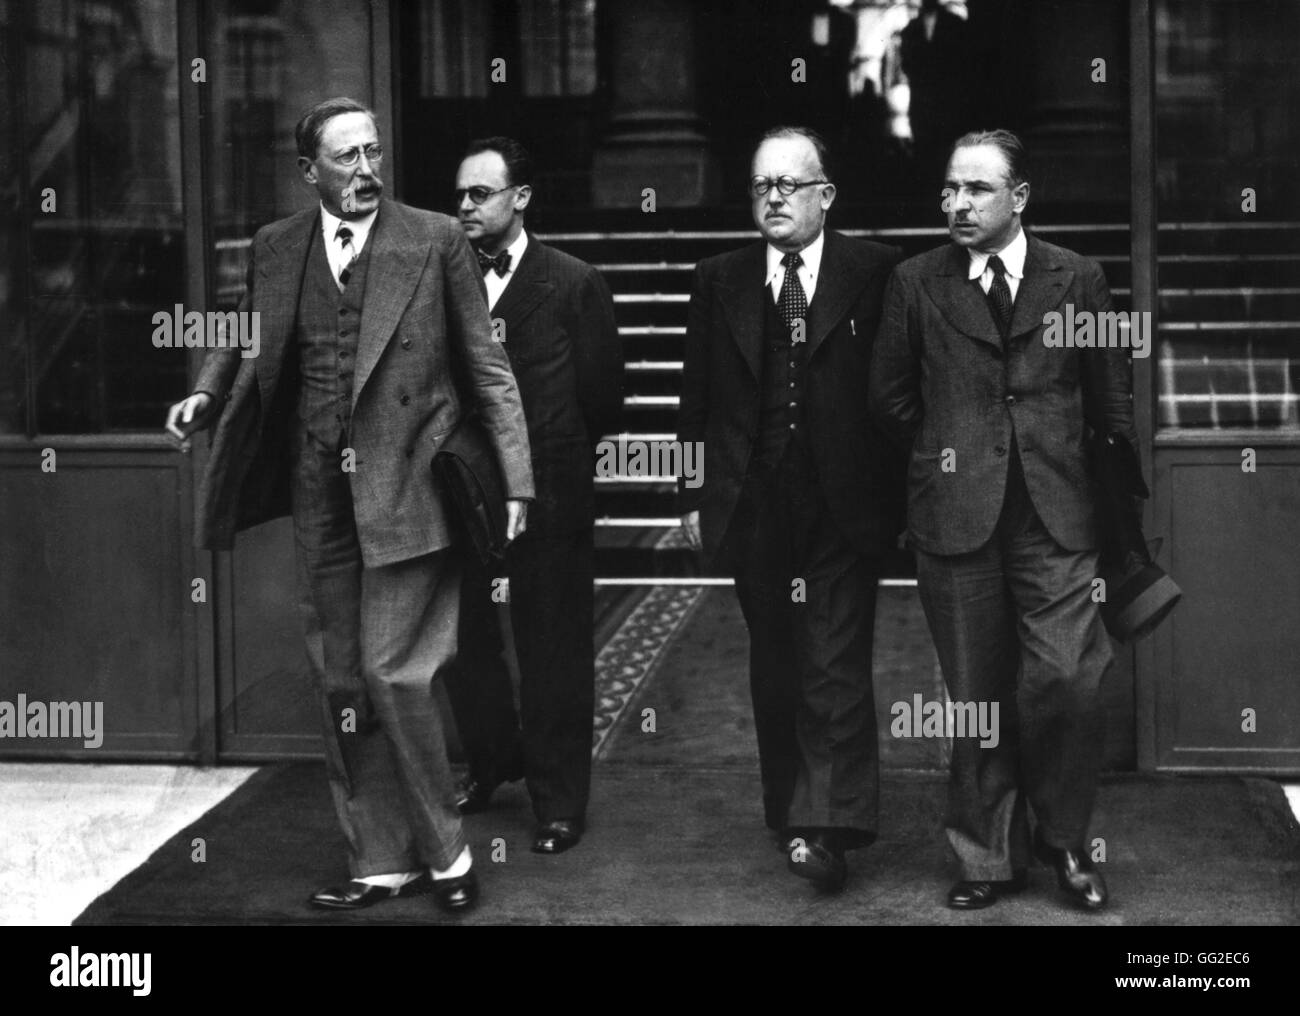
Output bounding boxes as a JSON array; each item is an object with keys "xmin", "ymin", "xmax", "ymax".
[
  {"xmin": 502, "ymin": 228, "xmax": 528, "ymax": 273},
  {"xmin": 765, "ymin": 229, "xmax": 825, "ymax": 289},
  {"xmin": 967, "ymin": 226, "xmax": 1026, "ymax": 281},
  {"xmin": 320, "ymin": 203, "xmax": 379, "ymax": 252}
]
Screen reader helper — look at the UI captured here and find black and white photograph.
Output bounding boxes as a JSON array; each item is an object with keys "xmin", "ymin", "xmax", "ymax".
[{"xmin": 0, "ymin": 0, "xmax": 1295, "ymax": 978}]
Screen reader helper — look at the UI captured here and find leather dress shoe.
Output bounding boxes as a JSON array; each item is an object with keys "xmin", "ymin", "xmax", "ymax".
[
  {"xmin": 309, "ymin": 873, "xmax": 431, "ymax": 910},
  {"xmin": 532, "ymin": 819, "xmax": 583, "ymax": 854},
  {"xmin": 1034, "ymin": 830, "xmax": 1108, "ymax": 911},
  {"xmin": 947, "ymin": 870, "xmax": 1028, "ymax": 910},
  {"xmin": 455, "ymin": 765, "xmax": 524, "ymax": 815},
  {"xmin": 786, "ymin": 831, "xmax": 848, "ymax": 892},
  {"xmin": 432, "ymin": 870, "xmax": 479, "ymax": 912}
]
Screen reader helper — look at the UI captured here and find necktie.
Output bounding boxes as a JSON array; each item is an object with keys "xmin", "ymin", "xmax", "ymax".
[
  {"xmin": 477, "ymin": 248, "xmax": 512, "ymax": 277},
  {"xmin": 336, "ymin": 225, "xmax": 357, "ymax": 290},
  {"xmin": 778, "ymin": 252, "xmax": 808, "ymax": 333},
  {"xmin": 986, "ymin": 253, "xmax": 1013, "ymax": 336}
]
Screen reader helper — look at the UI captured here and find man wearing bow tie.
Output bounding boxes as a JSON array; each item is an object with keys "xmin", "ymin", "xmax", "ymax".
[
  {"xmin": 444, "ymin": 137, "xmax": 622, "ymax": 855},
  {"xmin": 164, "ymin": 98, "xmax": 533, "ymax": 914},
  {"xmin": 677, "ymin": 127, "xmax": 905, "ymax": 892}
]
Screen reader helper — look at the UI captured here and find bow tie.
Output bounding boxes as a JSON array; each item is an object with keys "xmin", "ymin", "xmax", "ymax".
[{"xmin": 477, "ymin": 248, "xmax": 512, "ymax": 277}]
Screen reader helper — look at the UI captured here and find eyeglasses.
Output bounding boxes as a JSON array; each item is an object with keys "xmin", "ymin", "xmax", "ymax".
[
  {"xmin": 454, "ymin": 185, "xmax": 517, "ymax": 206},
  {"xmin": 749, "ymin": 176, "xmax": 829, "ymax": 198},
  {"xmin": 329, "ymin": 144, "xmax": 384, "ymax": 168}
]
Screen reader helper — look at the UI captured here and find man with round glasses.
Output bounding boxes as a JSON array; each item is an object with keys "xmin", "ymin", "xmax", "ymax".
[
  {"xmin": 677, "ymin": 126, "xmax": 906, "ymax": 893},
  {"xmin": 165, "ymin": 97, "xmax": 534, "ymax": 916},
  {"xmin": 445, "ymin": 137, "xmax": 621, "ymax": 858}
]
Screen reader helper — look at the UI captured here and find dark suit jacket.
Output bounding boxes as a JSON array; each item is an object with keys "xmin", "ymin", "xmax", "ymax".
[
  {"xmin": 489, "ymin": 237, "xmax": 622, "ymax": 538},
  {"xmin": 677, "ymin": 229, "xmax": 906, "ymax": 569},
  {"xmin": 868, "ymin": 233, "xmax": 1137, "ymax": 556},
  {"xmin": 193, "ymin": 198, "xmax": 533, "ymax": 567}
]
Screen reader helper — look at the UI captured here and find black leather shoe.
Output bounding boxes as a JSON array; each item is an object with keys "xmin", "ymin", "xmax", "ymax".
[
  {"xmin": 1034, "ymin": 830, "xmax": 1108, "ymax": 911},
  {"xmin": 947, "ymin": 870, "xmax": 1028, "ymax": 910},
  {"xmin": 309, "ymin": 873, "xmax": 432, "ymax": 910},
  {"xmin": 532, "ymin": 819, "xmax": 583, "ymax": 854},
  {"xmin": 775, "ymin": 830, "xmax": 798, "ymax": 855},
  {"xmin": 455, "ymin": 765, "xmax": 525, "ymax": 815},
  {"xmin": 432, "ymin": 870, "xmax": 478, "ymax": 912},
  {"xmin": 786, "ymin": 831, "xmax": 848, "ymax": 892}
]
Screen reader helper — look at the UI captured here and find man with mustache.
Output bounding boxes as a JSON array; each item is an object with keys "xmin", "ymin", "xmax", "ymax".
[
  {"xmin": 677, "ymin": 126, "xmax": 905, "ymax": 892},
  {"xmin": 444, "ymin": 137, "xmax": 621, "ymax": 855},
  {"xmin": 870, "ymin": 129, "xmax": 1135, "ymax": 911},
  {"xmin": 164, "ymin": 97, "xmax": 533, "ymax": 914}
]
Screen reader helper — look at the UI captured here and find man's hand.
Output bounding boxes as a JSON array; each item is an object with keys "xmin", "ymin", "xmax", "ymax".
[
  {"xmin": 680, "ymin": 510, "xmax": 702, "ymax": 551},
  {"xmin": 164, "ymin": 393, "xmax": 215, "ymax": 452},
  {"xmin": 505, "ymin": 499, "xmax": 529, "ymax": 542}
]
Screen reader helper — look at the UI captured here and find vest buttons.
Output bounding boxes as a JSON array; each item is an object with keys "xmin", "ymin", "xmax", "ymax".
[
  {"xmin": 1005, "ymin": 395, "xmax": 1016, "ymax": 406},
  {"xmin": 401, "ymin": 339, "xmax": 412, "ymax": 349},
  {"xmin": 995, "ymin": 444, "xmax": 1007, "ymax": 456},
  {"xmin": 399, "ymin": 394, "xmax": 410, "ymax": 406}
]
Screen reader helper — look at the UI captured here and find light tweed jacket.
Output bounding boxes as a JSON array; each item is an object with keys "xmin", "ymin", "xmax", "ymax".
[{"xmin": 193, "ymin": 198, "xmax": 533, "ymax": 567}]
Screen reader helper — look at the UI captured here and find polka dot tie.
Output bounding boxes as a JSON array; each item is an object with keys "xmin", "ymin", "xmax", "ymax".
[{"xmin": 778, "ymin": 251, "xmax": 808, "ymax": 333}]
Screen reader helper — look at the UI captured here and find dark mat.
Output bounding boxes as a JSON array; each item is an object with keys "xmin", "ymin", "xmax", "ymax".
[
  {"xmin": 599, "ymin": 585, "xmax": 947, "ymax": 769},
  {"xmin": 74, "ymin": 760, "xmax": 1298, "ymax": 925}
]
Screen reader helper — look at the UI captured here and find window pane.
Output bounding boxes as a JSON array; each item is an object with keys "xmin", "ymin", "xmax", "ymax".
[
  {"xmin": 207, "ymin": 0, "xmax": 373, "ymax": 311},
  {"xmin": 417, "ymin": 0, "xmax": 492, "ymax": 99},
  {"xmin": 5, "ymin": 0, "xmax": 185, "ymax": 434},
  {"xmin": 1156, "ymin": 0, "xmax": 1300, "ymax": 430},
  {"xmin": 522, "ymin": 0, "xmax": 597, "ymax": 97}
]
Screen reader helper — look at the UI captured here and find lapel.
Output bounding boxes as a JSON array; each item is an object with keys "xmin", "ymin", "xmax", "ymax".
[
  {"xmin": 491, "ymin": 236, "xmax": 554, "ymax": 328},
  {"xmin": 920, "ymin": 242, "xmax": 1004, "ymax": 351},
  {"xmin": 805, "ymin": 230, "xmax": 861, "ymax": 359},
  {"xmin": 1007, "ymin": 233, "xmax": 1073, "ymax": 340},
  {"xmin": 253, "ymin": 208, "xmax": 316, "ymax": 414},
  {"xmin": 353, "ymin": 200, "xmax": 427, "ymax": 407},
  {"xmin": 716, "ymin": 242, "xmax": 767, "ymax": 380}
]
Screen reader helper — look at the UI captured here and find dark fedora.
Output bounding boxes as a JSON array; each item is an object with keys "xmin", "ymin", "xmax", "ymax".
[{"xmin": 1088, "ymin": 432, "xmax": 1182, "ymax": 643}]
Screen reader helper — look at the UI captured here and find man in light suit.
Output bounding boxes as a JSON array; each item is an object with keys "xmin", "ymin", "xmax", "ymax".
[
  {"xmin": 870, "ymin": 129, "xmax": 1135, "ymax": 911},
  {"xmin": 164, "ymin": 97, "xmax": 533, "ymax": 914},
  {"xmin": 443, "ymin": 137, "xmax": 622, "ymax": 855},
  {"xmin": 678, "ymin": 127, "xmax": 905, "ymax": 892}
]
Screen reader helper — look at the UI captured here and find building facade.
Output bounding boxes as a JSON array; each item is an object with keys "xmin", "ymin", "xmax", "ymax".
[{"xmin": 1, "ymin": 0, "xmax": 1297, "ymax": 772}]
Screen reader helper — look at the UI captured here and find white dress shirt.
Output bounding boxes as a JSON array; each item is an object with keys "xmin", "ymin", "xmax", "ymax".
[
  {"xmin": 765, "ymin": 229, "xmax": 825, "ymax": 306},
  {"xmin": 967, "ymin": 226, "xmax": 1026, "ymax": 302},
  {"xmin": 485, "ymin": 229, "xmax": 529, "ymax": 312},
  {"xmin": 320, "ymin": 203, "xmax": 378, "ymax": 288}
]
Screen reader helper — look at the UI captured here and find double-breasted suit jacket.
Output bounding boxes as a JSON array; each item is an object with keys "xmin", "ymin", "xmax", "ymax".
[{"xmin": 193, "ymin": 198, "xmax": 533, "ymax": 566}]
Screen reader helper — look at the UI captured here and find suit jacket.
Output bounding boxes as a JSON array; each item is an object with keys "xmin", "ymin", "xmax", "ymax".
[
  {"xmin": 488, "ymin": 238, "xmax": 622, "ymax": 538},
  {"xmin": 868, "ymin": 232, "xmax": 1137, "ymax": 556},
  {"xmin": 676, "ymin": 229, "xmax": 906, "ymax": 569},
  {"xmin": 193, "ymin": 198, "xmax": 533, "ymax": 567}
]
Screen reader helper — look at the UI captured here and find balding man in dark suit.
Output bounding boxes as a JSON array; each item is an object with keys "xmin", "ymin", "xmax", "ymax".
[{"xmin": 678, "ymin": 127, "xmax": 904, "ymax": 892}]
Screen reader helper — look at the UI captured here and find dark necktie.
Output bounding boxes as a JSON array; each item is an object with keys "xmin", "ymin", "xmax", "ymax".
[
  {"xmin": 778, "ymin": 252, "xmax": 808, "ymax": 333},
  {"xmin": 986, "ymin": 253, "xmax": 1013, "ymax": 336},
  {"xmin": 336, "ymin": 225, "xmax": 357, "ymax": 290},
  {"xmin": 477, "ymin": 248, "xmax": 512, "ymax": 277}
]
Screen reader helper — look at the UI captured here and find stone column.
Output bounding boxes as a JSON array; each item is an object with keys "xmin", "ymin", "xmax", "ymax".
[
  {"xmin": 999, "ymin": 0, "xmax": 1129, "ymax": 205},
  {"xmin": 592, "ymin": 0, "xmax": 719, "ymax": 208}
]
